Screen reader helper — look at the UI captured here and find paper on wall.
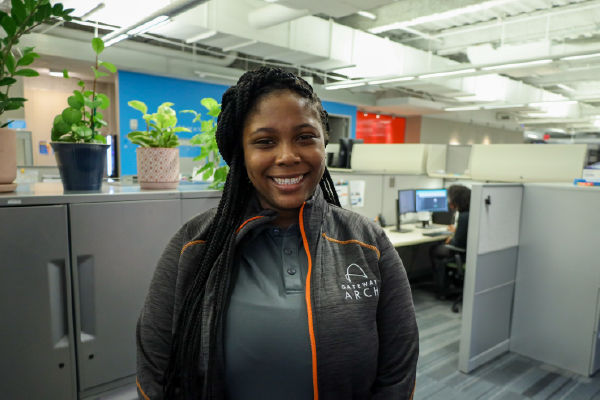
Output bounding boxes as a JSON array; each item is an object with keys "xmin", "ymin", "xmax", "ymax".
[
  {"xmin": 334, "ymin": 181, "xmax": 349, "ymax": 207},
  {"xmin": 350, "ymin": 180, "xmax": 365, "ymax": 208}
]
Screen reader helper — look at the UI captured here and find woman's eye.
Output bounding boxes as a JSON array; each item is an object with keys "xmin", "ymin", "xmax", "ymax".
[
  {"xmin": 255, "ymin": 139, "xmax": 274, "ymax": 145},
  {"xmin": 298, "ymin": 134, "xmax": 316, "ymax": 141}
]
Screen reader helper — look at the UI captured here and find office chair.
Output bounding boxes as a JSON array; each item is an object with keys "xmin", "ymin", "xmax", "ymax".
[{"xmin": 437, "ymin": 244, "xmax": 466, "ymax": 313}]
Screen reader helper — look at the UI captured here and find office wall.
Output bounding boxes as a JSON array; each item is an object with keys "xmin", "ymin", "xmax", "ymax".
[
  {"xmin": 118, "ymin": 71, "xmax": 359, "ymax": 176},
  {"xmin": 405, "ymin": 116, "xmax": 421, "ymax": 144},
  {"xmin": 420, "ymin": 117, "xmax": 523, "ymax": 145}
]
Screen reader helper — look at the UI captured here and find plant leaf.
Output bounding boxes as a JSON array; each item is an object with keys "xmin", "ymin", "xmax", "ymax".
[
  {"xmin": 5, "ymin": 51, "xmax": 16, "ymax": 75},
  {"xmin": 92, "ymin": 134, "xmax": 106, "ymax": 144},
  {"xmin": 73, "ymin": 90, "xmax": 85, "ymax": 104},
  {"xmin": 14, "ymin": 68, "xmax": 39, "ymax": 77},
  {"xmin": 91, "ymin": 38, "xmax": 105, "ymax": 55},
  {"xmin": 99, "ymin": 61, "xmax": 116, "ymax": 73},
  {"xmin": 52, "ymin": 3, "xmax": 63, "ymax": 15},
  {"xmin": 128, "ymin": 100, "xmax": 147, "ymax": 115},
  {"xmin": 62, "ymin": 107, "xmax": 82, "ymax": 124},
  {"xmin": 172, "ymin": 127, "xmax": 192, "ymax": 133},
  {"xmin": 62, "ymin": 69, "xmax": 69, "ymax": 78},
  {"xmin": 10, "ymin": 0, "xmax": 27, "ymax": 26},
  {"xmin": 67, "ymin": 95, "xmax": 83, "ymax": 109},
  {"xmin": 16, "ymin": 53, "xmax": 37, "ymax": 67},
  {"xmin": 77, "ymin": 80, "xmax": 85, "ymax": 88},
  {"xmin": 180, "ymin": 109, "xmax": 197, "ymax": 115},
  {"xmin": 0, "ymin": 77, "xmax": 16, "ymax": 86},
  {"xmin": 201, "ymin": 98, "xmax": 218, "ymax": 111},
  {"xmin": 91, "ymin": 66, "xmax": 109, "ymax": 79},
  {"xmin": 207, "ymin": 107, "xmax": 221, "ymax": 118},
  {"xmin": 96, "ymin": 93, "xmax": 110, "ymax": 109}
]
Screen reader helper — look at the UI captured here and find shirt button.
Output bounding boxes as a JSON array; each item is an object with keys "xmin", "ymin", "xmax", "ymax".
[
  {"xmin": 273, "ymin": 229, "xmax": 280, "ymax": 236},
  {"xmin": 287, "ymin": 269, "xmax": 296, "ymax": 275},
  {"xmin": 284, "ymin": 248, "xmax": 292, "ymax": 255}
]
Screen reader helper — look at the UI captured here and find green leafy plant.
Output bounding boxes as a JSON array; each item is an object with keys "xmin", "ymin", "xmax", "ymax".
[
  {"xmin": 126, "ymin": 101, "xmax": 189, "ymax": 148},
  {"xmin": 0, "ymin": 0, "xmax": 74, "ymax": 126},
  {"xmin": 51, "ymin": 37, "xmax": 116, "ymax": 144},
  {"xmin": 182, "ymin": 98, "xmax": 228, "ymax": 190}
]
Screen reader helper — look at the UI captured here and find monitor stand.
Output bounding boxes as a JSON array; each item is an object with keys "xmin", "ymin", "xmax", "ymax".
[
  {"xmin": 391, "ymin": 220, "xmax": 413, "ymax": 233},
  {"xmin": 416, "ymin": 221, "xmax": 434, "ymax": 229}
]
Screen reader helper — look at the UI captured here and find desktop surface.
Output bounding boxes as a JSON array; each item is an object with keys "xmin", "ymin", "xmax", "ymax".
[{"xmin": 383, "ymin": 224, "xmax": 452, "ymax": 247}]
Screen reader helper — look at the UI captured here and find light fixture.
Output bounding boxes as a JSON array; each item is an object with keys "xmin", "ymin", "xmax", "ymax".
[
  {"xmin": 357, "ymin": 11, "xmax": 377, "ymax": 20},
  {"xmin": 127, "ymin": 15, "xmax": 170, "ymax": 36},
  {"xmin": 324, "ymin": 82, "xmax": 366, "ymax": 90},
  {"xmin": 556, "ymin": 84, "xmax": 575, "ymax": 92},
  {"xmin": 527, "ymin": 134, "xmax": 538, "ymax": 139},
  {"xmin": 444, "ymin": 106, "xmax": 481, "ymax": 111},
  {"xmin": 264, "ymin": 0, "xmax": 279, "ymax": 2},
  {"xmin": 419, "ymin": 68, "xmax": 476, "ymax": 79},
  {"xmin": 80, "ymin": 2, "xmax": 106, "ymax": 22},
  {"xmin": 369, "ymin": 76, "xmax": 415, "ymax": 85},
  {"xmin": 483, "ymin": 104, "xmax": 525, "ymax": 110},
  {"xmin": 594, "ymin": 120, "xmax": 600, "ymax": 128},
  {"xmin": 561, "ymin": 53, "xmax": 600, "ymax": 61},
  {"xmin": 363, "ymin": 113, "xmax": 368, "ymax": 117},
  {"xmin": 369, "ymin": 0, "xmax": 521, "ymax": 34},
  {"xmin": 194, "ymin": 71, "xmax": 239, "ymax": 81},
  {"xmin": 104, "ymin": 34, "xmax": 129, "ymax": 47},
  {"xmin": 49, "ymin": 70, "xmax": 64, "ymax": 77},
  {"xmin": 481, "ymin": 59, "xmax": 552, "ymax": 71},
  {"xmin": 376, "ymin": 115, "xmax": 380, "ymax": 118},
  {"xmin": 529, "ymin": 100, "xmax": 578, "ymax": 106},
  {"xmin": 185, "ymin": 30, "xmax": 218, "ymax": 43},
  {"xmin": 222, "ymin": 40, "xmax": 258, "ymax": 52}
]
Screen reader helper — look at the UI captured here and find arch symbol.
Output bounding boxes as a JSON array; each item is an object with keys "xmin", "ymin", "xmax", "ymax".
[{"xmin": 345, "ymin": 264, "xmax": 368, "ymax": 282}]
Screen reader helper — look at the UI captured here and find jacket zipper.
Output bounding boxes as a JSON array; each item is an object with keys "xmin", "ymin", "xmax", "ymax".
[{"xmin": 299, "ymin": 202, "xmax": 319, "ymax": 400}]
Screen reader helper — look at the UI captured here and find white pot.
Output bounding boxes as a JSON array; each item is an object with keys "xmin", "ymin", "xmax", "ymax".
[
  {"xmin": 136, "ymin": 147, "xmax": 180, "ymax": 189},
  {"xmin": 0, "ymin": 128, "xmax": 17, "ymax": 192}
]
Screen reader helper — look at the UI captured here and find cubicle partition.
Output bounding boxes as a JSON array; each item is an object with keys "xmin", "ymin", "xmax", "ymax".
[{"xmin": 459, "ymin": 183, "xmax": 523, "ymax": 373}]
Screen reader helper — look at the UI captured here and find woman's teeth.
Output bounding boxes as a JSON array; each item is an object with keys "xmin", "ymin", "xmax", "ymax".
[{"xmin": 273, "ymin": 175, "xmax": 304, "ymax": 185}]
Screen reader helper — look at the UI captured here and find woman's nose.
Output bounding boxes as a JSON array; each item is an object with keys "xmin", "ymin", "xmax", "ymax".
[{"xmin": 276, "ymin": 143, "xmax": 301, "ymax": 165}]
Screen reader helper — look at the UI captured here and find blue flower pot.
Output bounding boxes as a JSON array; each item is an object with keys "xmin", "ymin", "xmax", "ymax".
[{"xmin": 51, "ymin": 142, "xmax": 109, "ymax": 191}]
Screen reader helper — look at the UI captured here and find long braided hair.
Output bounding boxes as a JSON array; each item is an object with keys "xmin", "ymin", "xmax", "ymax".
[{"xmin": 164, "ymin": 67, "xmax": 341, "ymax": 398}]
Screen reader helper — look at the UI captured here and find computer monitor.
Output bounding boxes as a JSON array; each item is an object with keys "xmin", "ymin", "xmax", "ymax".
[
  {"xmin": 337, "ymin": 138, "xmax": 364, "ymax": 169},
  {"xmin": 415, "ymin": 189, "xmax": 449, "ymax": 213},
  {"xmin": 392, "ymin": 189, "xmax": 415, "ymax": 233}
]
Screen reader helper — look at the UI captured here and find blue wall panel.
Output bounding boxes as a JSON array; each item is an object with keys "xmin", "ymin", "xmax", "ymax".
[{"xmin": 118, "ymin": 71, "xmax": 358, "ymax": 175}]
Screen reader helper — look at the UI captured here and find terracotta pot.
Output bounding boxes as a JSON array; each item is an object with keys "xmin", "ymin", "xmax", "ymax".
[
  {"xmin": 0, "ymin": 128, "xmax": 17, "ymax": 192},
  {"xmin": 136, "ymin": 147, "xmax": 179, "ymax": 189}
]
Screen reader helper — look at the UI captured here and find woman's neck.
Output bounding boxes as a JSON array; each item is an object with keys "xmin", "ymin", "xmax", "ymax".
[{"xmin": 271, "ymin": 209, "xmax": 300, "ymax": 229}]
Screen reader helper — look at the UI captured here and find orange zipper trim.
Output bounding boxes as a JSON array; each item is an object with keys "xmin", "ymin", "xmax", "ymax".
[
  {"xmin": 180, "ymin": 240, "xmax": 206, "ymax": 255},
  {"xmin": 236, "ymin": 216, "xmax": 265, "ymax": 234},
  {"xmin": 299, "ymin": 203, "xmax": 319, "ymax": 400},
  {"xmin": 321, "ymin": 233, "xmax": 380, "ymax": 259},
  {"xmin": 136, "ymin": 377, "xmax": 151, "ymax": 400}
]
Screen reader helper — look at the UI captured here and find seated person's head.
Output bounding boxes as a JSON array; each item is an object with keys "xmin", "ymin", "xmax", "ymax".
[{"xmin": 447, "ymin": 185, "xmax": 471, "ymax": 212}]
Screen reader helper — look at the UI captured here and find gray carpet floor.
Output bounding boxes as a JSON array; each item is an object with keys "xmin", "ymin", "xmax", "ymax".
[{"xmin": 412, "ymin": 282, "xmax": 600, "ymax": 400}]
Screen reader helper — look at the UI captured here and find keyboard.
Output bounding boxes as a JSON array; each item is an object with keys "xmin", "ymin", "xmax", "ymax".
[{"xmin": 423, "ymin": 230, "xmax": 452, "ymax": 237}]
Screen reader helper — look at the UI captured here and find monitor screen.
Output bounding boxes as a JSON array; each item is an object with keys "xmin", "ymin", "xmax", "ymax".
[
  {"xmin": 415, "ymin": 189, "xmax": 448, "ymax": 213},
  {"xmin": 398, "ymin": 190, "xmax": 415, "ymax": 214}
]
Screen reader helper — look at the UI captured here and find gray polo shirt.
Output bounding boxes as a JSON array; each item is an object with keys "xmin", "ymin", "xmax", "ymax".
[{"xmin": 224, "ymin": 223, "xmax": 313, "ymax": 400}]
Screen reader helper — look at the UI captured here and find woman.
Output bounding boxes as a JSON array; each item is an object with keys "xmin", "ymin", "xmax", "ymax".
[
  {"xmin": 136, "ymin": 67, "xmax": 418, "ymax": 400},
  {"xmin": 430, "ymin": 185, "xmax": 471, "ymax": 292}
]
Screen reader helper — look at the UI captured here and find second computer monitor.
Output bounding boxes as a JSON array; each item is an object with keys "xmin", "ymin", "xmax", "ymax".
[
  {"xmin": 398, "ymin": 189, "xmax": 416, "ymax": 215},
  {"xmin": 415, "ymin": 189, "xmax": 448, "ymax": 213}
]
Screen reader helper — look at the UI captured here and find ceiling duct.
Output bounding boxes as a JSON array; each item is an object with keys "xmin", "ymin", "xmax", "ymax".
[{"xmin": 248, "ymin": 4, "xmax": 312, "ymax": 29}]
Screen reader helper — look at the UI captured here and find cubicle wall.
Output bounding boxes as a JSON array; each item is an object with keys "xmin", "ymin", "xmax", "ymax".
[
  {"xmin": 459, "ymin": 183, "xmax": 523, "ymax": 373},
  {"xmin": 511, "ymin": 184, "xmax": 600, "ymax": 376}
]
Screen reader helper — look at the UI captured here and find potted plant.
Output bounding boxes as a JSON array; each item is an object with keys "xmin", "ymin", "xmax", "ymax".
[
  {"xmin": 182, "ymin": 98, "xmax": 229, "ymax": 189},
  {"xmin": 0, "ymin": 1, "xmax": 73, "ymax": 192},
  {"xmin": 127, "ymin": 101, "xmax": 189, "ymax": 189},
  {"xmin": 50, "ymin": 37, "xmax": 116, "ymax": 191}
]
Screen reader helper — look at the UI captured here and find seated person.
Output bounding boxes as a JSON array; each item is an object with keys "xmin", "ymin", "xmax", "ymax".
[{"xmin": 429, "ymin": 185, "xmax": 471, "ymax": 292}]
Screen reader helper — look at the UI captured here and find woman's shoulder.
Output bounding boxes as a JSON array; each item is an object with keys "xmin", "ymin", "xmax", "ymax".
[
  {"xmin": 325, "ymin": 203, "xmax": 387, "ymax": 241},
  {"xmin": 181, "ymin": 207, "xmax": 219, "ymax": 242}
]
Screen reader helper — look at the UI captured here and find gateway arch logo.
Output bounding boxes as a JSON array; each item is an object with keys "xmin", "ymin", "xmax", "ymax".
[{"xmin": 345, "ymin": 264, "xmax": 368, "ymax": 282}]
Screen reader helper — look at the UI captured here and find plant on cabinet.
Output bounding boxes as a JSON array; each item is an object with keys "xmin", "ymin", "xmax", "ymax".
[
  {"xmin": 182, "ymin": 98, "xmax": 229, "ymax": 190},
  {"xmin": 50, "ymin": 37, "xmax": 116, "ymax": 191},
  {"xmin": 0, "ymin": 0, "xmax": 74, "ymax": 192},
  {"xmin": 127, "ymin": 101, "xmax": 189, "ymax": 189}
]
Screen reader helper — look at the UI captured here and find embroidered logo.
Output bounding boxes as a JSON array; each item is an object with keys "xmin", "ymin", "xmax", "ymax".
[
  {"xmin": 345, "ymin": 263, "xmax": 368, "ymax": 282},
  {"xmin": 341, "ymin": 263, "xmax": 379, "ymax": 300}
]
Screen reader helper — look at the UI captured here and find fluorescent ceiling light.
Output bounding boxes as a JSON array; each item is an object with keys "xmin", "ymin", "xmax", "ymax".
[
  {"xmin": 594, "ymin": 120, "xmax": 600, "ymax": 128},
  {"xmin": 561, "ymin": 53, "xmax": 600, "ymax": 61},
  {"xmin": 194, "ymin": 71, "xmax": 239, "ymax": 81},
  {"xmin": 445, "ymin": 106, "xmax": 481, "ymax": 111},
  {"xmin": 357, "ymin": 11, "xmax": 377, "ymax": 20},
  {"xmin": 264, "ymin": 0, "xmax": 279, "ymax": 2},
  {"xmin": 527, "ymin": 134, "xmax": 538, "ymax": 139},
  {"xmin": 80, "ymin": 2, "xmax": 106, "ymax": 22},
  {"xmin": 127, "ymin": 15, "xmax": 170, "ymax": 36},
  {"xmin": 186, "ymin": 30, "xmax": 218, "ymax": 43},
  {"xmin": 483, "ymin": 104, "xmax": 525, "ymax": 110},
  {"xmin": 481, "ymin": 59, "xmax": 552, "ymax": 71},
  {"xmin": 49, "ymin": 71, "xmax": 64, "ymax": 77},
  {"xmin": 369, "ymin": 0, "xmax": 521, "ymax": 34},
  {"xmin": 529, "ymin": 100, "xmax": 578, "ymax": 106},
  {"xmin": 325, "ymin": 82, "xmax": 365, "ymax": 90},
  {"xmin": 222, "ymin": 40, "xmax": 258, "ymax": 52},
  {"xmin": 419, "ymin": 68, "xmax": 476, "ymax": 79},
  {"xmin": 104, "ymin": 34, "xmax": 129, "ymax": 47},
  {"xmin": 369, "ymin": 76, "xmax": 415, "ymax": 85},
  {"xmin": 556, "ymin": 84, "xmax": 575, "ymax": 91}
]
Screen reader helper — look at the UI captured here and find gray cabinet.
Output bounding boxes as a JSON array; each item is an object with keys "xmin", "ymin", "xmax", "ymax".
[
  {"xmin": 69, "ymin": 200, "xmax": 181, "ymax": 396},
  {"xmin": 0, "ymin": 206, "xmax": 77, "ymax": 400}
]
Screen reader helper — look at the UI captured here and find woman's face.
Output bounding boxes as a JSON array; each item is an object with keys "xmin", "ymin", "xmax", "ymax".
[{"xmin": 242, "ymin": 90, "xmax": 326, "ymax": 213}]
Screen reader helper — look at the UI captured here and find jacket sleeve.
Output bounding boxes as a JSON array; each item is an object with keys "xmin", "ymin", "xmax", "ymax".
[
  {"xmin": 449, "ymin": 212, "xmax": 469, "ymax": 249},
  {"xmin": 136, "ymin": 225, "xmax": 186, "ymax": 400},
  {"xmin": 371, "ymin": 230, "xmax": 419, "ymax": 400}
]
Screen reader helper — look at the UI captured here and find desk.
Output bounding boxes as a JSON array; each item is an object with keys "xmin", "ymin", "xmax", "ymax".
[
  {"xmin": 383, "ymin": 224, "xmax": 452, "ymax": 278},
  {"xmin": 383, "ymin": 224, "xmax": 452, "ymax": 247}
]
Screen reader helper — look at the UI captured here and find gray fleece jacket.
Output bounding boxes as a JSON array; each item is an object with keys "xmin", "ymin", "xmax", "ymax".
[{"xmin": 136, "ymin": 187, "xmax": 419, "ymax": 400}]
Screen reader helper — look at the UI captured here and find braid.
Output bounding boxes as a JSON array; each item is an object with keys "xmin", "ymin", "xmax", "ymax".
[{"xmin": 164, "ymin": 66, "xmax": 341, "ymax": 398}]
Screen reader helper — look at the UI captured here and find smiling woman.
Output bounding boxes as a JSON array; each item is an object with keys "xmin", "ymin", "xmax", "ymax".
[{"xmin": 136, "ymin": 67, "xmax": 419, "ymax": 400}]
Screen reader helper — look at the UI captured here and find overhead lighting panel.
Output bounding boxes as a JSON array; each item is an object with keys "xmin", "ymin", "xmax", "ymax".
[
  {"xmin": 419, "ymin": 68, "xmax": 476, "ymax": 79},
  {"xmin": 357, "ymin": 11, "xmax": 377, "ymax": 20},
  {"xmin": 561, "ymin": 53, "xmax": 600, "ymax": 61},
  {"xmin": 444, "ymin": 106, "xmax": 482, "ymax": 111},
  {"xmin": 481, "ymin": 59, "xmax": 552, "ymax": 71},
  {"xmin": 186, "ymin": 30, "xmax": 218, "ymax": 43},
  {"xmin": 127, "ymin": 15, "xmax": 170, "ymax": 36},
  {"xmin": 325, "ymin": 82, "xmax": 366, "ymax": 90},
  {"xmin": 105, "ymin": 34, "xmax": 129, "ymax": 47},
  {"xmin": 556, "ymin": 84, "xmax": 575, "ymax": 92},
  {"xmin": 369, "ymin": 77, "xmax": 415, "ymax": 85},
  {"xmin": 483, "ymin": 104, "xmax": 525, "ymax": 110},
  {"xmin": 529, "ymin": 100, "xmax": 578, "ymax": 106}
]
